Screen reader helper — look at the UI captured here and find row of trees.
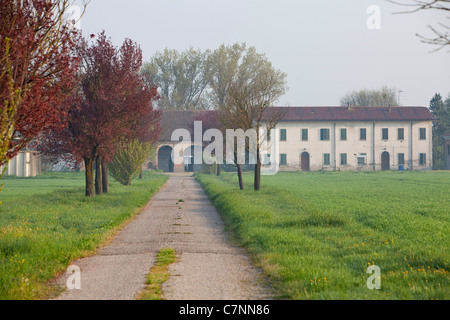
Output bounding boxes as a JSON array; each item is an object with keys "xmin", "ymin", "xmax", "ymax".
[
  {"xmin": 143, "ymin": 43, "xmax": 289, "ymax": 191},
  {"xmin": 187, "ymin": 46, "xmax": 288, "ymax": 191},
  {"xmin": 1, "ymin": 0, "xmax": 161, "ymax": 197},
  {"xmin": 1, "ymin": 0, "xmax": 447, "ymax": 195},
  {"xmin": 0, "ymin": 0, "xmax": 288, "ymax": 194},
  {"xmin": 40, "ymin": 32, "xmax": 161, "ymax": 196},
  {"xmin": 142, "ymin": 43, "xmax": 256, "ymax": 111}
]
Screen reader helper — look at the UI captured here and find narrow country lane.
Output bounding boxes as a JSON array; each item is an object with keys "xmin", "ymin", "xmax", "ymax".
[{"xmin": 52, "ymin": 175, "xmax": 270, "ymax": 300}]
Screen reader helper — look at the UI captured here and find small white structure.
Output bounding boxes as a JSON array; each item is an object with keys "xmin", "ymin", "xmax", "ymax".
[{"xmin": 1, "ymin": 150, "xmax": 42, "ymax": 177}]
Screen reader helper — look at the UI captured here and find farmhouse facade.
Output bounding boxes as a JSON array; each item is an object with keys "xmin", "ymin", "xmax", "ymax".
[{"xmin": 151, "ymin": 106, "xmax": 434, "ymax": 173}]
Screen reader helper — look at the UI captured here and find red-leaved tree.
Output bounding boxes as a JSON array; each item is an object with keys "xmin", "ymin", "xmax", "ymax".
[
  {"xmin": 0, "ymin": 0, "xmax": 84, "ymax": 168},
  {"xmin": 40, "ymin": 32, "xmax": 161, "ymax": 196}
]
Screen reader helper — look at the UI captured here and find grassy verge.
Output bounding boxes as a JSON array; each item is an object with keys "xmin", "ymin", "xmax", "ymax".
[
  {"xmin": 0, "ymin": 171, "xmax": 168, "ymax": 300},
  {"xmin": 138, "ymin": 248, "xmax": 177, "ymax": 300},
  {"xmin": 196, "ymin": 171, "xmax": 450, "ymax": 300}
]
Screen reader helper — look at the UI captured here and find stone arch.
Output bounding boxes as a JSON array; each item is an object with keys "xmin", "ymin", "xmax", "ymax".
[{"xmin": 158, "ymin": 146, "xmax": 174, "ymax": 172}]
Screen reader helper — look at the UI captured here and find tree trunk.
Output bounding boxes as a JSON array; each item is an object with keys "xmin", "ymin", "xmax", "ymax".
[
  {"xmin": 254, "ymin": 146, "xmax": 261, "ymax": 191},
  {"xmin": 217, "ymin": 163, "xmax": 221, "ymax": 176},
  {"xmin": 102, "ymin": 160, "xmax": 109, "ymax": 194},
  {"xmin": 234, "ymin": 152, "xmax": 244, "ymax": 190},
  {"xmin": 237, "ymin": 164, "xmax": 244, "ymax": 190},
  {"xmin": 95, "ymin": 156, "xmax": 102, "ymax": 196},
  {"xmin": 84, "ymin": 157, "xmax": 94, "ymax": 197}
]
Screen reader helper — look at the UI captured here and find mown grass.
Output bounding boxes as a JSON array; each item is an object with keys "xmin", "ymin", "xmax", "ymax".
[
  {"xmin": 196, "ymin": 171, "xmax": 450, "ymax": 300},
  {"xmin": 0, "ymin": 171, "xmax": 168, "ymax": 300},
  {"xmin": 138, "ymin": 248, "xmax": 177, "ymax": 300}
]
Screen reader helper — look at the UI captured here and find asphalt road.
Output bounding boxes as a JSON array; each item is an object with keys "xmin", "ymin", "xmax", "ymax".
[{"xmin": 52, "ymin": 174, "xmax": 271, "ymax": 300}]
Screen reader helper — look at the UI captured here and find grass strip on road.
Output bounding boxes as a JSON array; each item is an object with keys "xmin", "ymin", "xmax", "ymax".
[{"xmin": 138, "ymin": 248, "xmax": 177, "ymax": 300}]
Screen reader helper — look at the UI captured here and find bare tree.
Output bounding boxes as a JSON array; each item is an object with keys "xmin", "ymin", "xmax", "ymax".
[
  {"xmin": 388, "ymin": 0, "xmax": 450, "ymax": 51},
  {"xmin": 208, "ymin": 43, "xmax": 247, "ymax": 107},
  {"xmin": 340, "ymin": 86, "xmax": 400, "ymax": 107},
  {"xmin": 141, "ymin": 47, "xmax": 212, "ymax": 110},
  {"xmin": 218, "ymin": 47, "xmax": 288, "ymax": 191}
]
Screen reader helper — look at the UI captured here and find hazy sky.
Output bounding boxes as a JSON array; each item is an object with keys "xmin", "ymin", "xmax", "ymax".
[{"xmin": 74, "ymin": 0, "xmax": 450, "ymax": 108}]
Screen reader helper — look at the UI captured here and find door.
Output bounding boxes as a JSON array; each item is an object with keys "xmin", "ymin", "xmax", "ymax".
[
  {"xmin": 381, "ymin": 151, "xmax": 390, "ymax": 171},
  {"xmin": 301, "ymin": 152, "xmax": 310, "ymax": 171},
  {"xmin": 158, "ymin": 146, "xmax": 174, "ymax": 172}
]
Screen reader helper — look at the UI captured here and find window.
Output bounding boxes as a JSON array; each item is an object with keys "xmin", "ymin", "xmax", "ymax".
[
  {"xmin": 267, "ymin": 129, "xmax": 271, "ymax": 142},
  {"xmin": 357, "ymin": 154, "xmax": 366, "ymax": 165},
  {"xmin": 419, "ymin": 153, "xmax": 427, "ymax": 166},
  {"xmin": 360, "ymin": 128, "xmax": 367, "ymax": 141},
  {"xmin": 420, "ymin": 128, "xmax": 427, "ymax": 140},
  {"xmin": 398, "ymin": 153, "xmax": 405, "ymax": 166},
  {"xmin": 323, "ymin": 153, "xmax": 331, "ymax": 166},
  {"xmin": 340, "ymin": 153, "xmax": 347, "ymax": 165},
  {"xmin": 398, "ymin": 128, "xmax": 405, "ymax": 140},
  {"xmin": 340, "ymin": 128, "xmax": 347, "ymax": 141},
  {"xmin": 280, "ymin": 154, "xmax": 287, "ymax": 166},
  {"xmin": 382, "ymin": 128, "xmax": 389, "ymax": 140},
  {"xmin": 301, "ymin": 129, "xmax": 308, "ymax": 141},
  {"xmin": 280, "ymin": 129, "xmax": 287, "ymax": 141},
  {"xmin": 320, "ymin": 128, "xmax": 330, "ymax": 141},
  {"xmin": 264, "ymin": 154, "xmax": 271, "ymax": 166}
]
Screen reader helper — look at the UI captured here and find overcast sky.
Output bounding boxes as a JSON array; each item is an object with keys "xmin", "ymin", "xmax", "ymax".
[{"xmin": 74, "ymin": 0, "xmax": 450, "ymax": 108}]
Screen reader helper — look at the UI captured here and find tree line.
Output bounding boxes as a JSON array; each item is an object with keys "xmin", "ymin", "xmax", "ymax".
[
  {"xmin": 1, "ymin": 1, "xmax": 161, "ymax": 197},
  {"xmin": 0, "ymin": 0, "xmax": 289, "ymax": 194},
  {"xmin": 1, "ymin": 0, "xmax": 449, "ymax": 196}
]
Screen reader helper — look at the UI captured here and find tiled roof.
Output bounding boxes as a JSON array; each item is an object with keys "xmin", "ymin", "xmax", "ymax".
[
  {"xmin": 159, "ymin": 107, "xmax": 434, "ymax": 141},
  {"xmin": 160, "ymin": 110, "xmax": 211, "ymax": 141},
  {"xmin": 275, "ymin": 106, "xmax": 433, "ymax": 122}
]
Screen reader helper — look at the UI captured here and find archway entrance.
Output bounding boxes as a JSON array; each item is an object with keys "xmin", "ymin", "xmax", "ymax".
[
  {"xmin": 381, "ymin": 151, "xmax": 390, "ymax": 171},
  {"xmin": 301, "ymin": 152, "xmax": 310, "ymax": 172},
  {"xmin": 158, "ymin": 146, "xmax": 174, "ymax": 172}
]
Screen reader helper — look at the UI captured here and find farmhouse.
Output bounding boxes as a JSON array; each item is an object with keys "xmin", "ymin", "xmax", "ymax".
[{"xmin": 151, "ymin": 106, "xmax": 434, "ymax": 173}]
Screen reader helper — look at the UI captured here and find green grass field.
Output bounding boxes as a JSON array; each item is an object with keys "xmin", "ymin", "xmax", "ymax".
[
  {"xmin": 196, "ymin": 171, "xmax": 450, "ymax": 300},
  {"xmin": 0, "ymin": 172, "xmax": 168, "ymax": 300}
]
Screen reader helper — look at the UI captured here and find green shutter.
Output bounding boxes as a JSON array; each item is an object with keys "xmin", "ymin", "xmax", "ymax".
[
  {"xmin": 340, "ymin": 153, "xmax": 347, "ymax": 165},
  {"xmin": 324, "ymin": 154, "xmax": 330, "ymax": 166},
  {"xmin": 360, "ymin": 128, "xmax": 367, "ymax": 140},
  {"xmin": 341, "ymin": 128, "xmax": 347, "ymax": 141},
  {"xmin": 280, "ymin": 154, "xmax": 287, "ymax": 166},
  {"xmin": 302, "ymin": 129, "xmax": 308, "ymax": 141},
  {"xmin": 280, "ymin": 129, "xmax": 287, "ymax": 141}
]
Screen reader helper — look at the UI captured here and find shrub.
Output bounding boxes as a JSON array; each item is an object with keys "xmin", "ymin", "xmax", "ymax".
[{"xmin": 109, "ymin": 140, "xmax": 155, "ymax": 185}]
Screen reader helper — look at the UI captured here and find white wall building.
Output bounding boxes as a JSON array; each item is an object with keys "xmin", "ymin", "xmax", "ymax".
[
  {"xmin": 154, "ymin": 106, "xmax": 434, "ymax": 172},
  {"xmin": 269, "ymin": 106, "xmax": 433, "ymax": 172}
]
